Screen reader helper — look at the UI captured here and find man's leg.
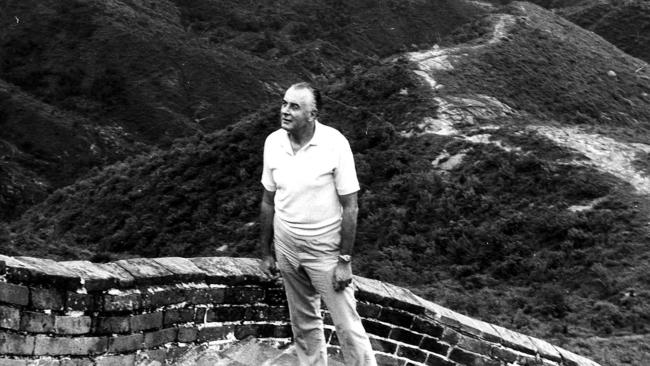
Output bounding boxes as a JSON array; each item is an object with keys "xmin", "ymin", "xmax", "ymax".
[
  {"xmin": 303, "ymin": 259, "xmax": 377, "ymax": 366},
  {"xmin": 277, "ymin": 252, "xmax": 328, "ymax": 365}
]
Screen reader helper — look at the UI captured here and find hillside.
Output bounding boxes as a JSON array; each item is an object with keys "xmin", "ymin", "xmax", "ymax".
[
  {"xmin": 0, "ymin": 0, "xmax": 475, "ymax": 220},
  {"xmin": 558, "ymin": 0, "xmax": 650, "ymax": 62},
  {"xmin": 6, "ymin": 1, "xmax": 650, "ymax": 364}
]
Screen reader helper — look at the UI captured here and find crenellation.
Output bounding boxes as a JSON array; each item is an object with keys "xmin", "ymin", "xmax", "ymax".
[{"xmin": 0, "ymin": 255, "xmax": 601, "ymax": 365}]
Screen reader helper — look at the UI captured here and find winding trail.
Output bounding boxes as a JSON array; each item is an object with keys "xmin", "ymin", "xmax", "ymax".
[{"xmin": 402, "ymin": 13, "xmax": 650, "ymax": 196}]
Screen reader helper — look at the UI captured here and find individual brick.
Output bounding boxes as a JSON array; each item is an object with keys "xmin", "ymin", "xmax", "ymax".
[
  {"xmin": 411, "ymin": 317, "xmax": 444, "ymax": 338},
  {"xmin": 185, "ymin": 285, "xmax": 225, "ymax": 304},
  {"xmin": 94, "ymin": 354, "xmax": 136, "ymax": 366},
  {"xmin": 0, "ymin": 305, "xmax": 20, "ymax": 330},
  {"xmin": 397, "ymin": 345, "xmax": 427, "ymax": 363},
  {"xmin": 361, "ymin": 319, "xmax": 392, "ymax": 338},
  {"xmin": 0, "ymin": 282, "xmax": 29, "ymax": 306},
  {"xmin": 30, "ymin": 286, "xmax": 65, "ymax": 311},
  {"xmin": 441, "ymin": 328, "xmax": 461, "ymax": 345},
  {"xmin": 206, "ymin": 306, "xmax": 252, "ymax": 322},
  {"xmin": 0, "ymin": 255, "xmax": 37, "ymax": 284},
  {"xmin": 152, "ymin": 257, "xmax": 206, "ymax": 283},
  {"xmin": 374, "ymin": 354, "xmax": 401, "ymax": 366},
  {"xmin": 0, "ymin": 331, "xmax": 36, "ymax": 355},
  {"xmin": 33, "ymin": 335, "xmax": 109, "ymax": 356},
  {"xmin": 140, "ymin": 286, "xmax": 186, "ymax": 309},
  {"xmin": 108, "ymin": 333, "xmax": 144, "ymax": 354},
  {"xmin": 65, "ymin": 291, "xmax": 94, "ymax": 312},
  {"xmin": 369, "ymin": 336, "xmax": 398, "ymax": 354},
  {"xmin": 357, "ymin": 302, "xmax": 382, "ymax": 319},
  {"xmin": 190, "ymin": 257, "xmax": 271, "ymax": 285},
  {"xmin": 129, "ymin": 312, "xmax": 163, "ymax": 332},
  {"xmin": 224, "ymin": 286, "xmax": 265, "ymax": 304},
  {"xmin": 114, "ymin": 259, "xmax": 175, "ymax": 287},
  {"xmin": 449, "ymin": 348, "xmax": 499, "ymax": 366},
  {"xmin": 456, "ymin": 334, "xmax": 493, "ymax": 356},
  {"xmin": 178, "ymin": 326, "xmax": 198, "ymax": 343},
  {"xmin": 163, "ymin": 307, "xmax": 195, "ymax": 327},
  {"xmin": 425, "ymin": 353, "xmax": 456, "ymax": 366},
  {"xmin": 20, "ymin": 311, "xmax": 54, "ymax": 333},
  {"xmin": 58, "ymin": 358, "xmax": 94, "ymax": 366},
  {"xmin": 265, "ymin": 287, "xmax": 287, "ymax": 305},
  {"xmin": 420, "ymin": 337, "xmax": 449, "ymax": 356},
  {"xmin": 15, "ymin": 257, "xmax": 82, "ymax": 291},
  {"xmin": 379, "ymin": 308, "xmax": 414, "ymax": 328},
  {"xmin": 144, "ymin": 328, "xmax": 177, "ymax": 348},
  {"xmin": 0, "ymin": 358, "xmax": 28, "ymax": 366},
  {"xmin": 93, "ymin": 263, "xmax": 135, "ymax": 288},
  {"xmin": 140, "ymin": 349, "xmax": 166, "ymax": 365},
  {"xmin": 94, "ymin": 316, "xmax": 130, "ymax": 334},
  {"xmin": 54, "ymin": 315, "xmax": 92, "ymax": 335},
  {"xmin": 234, "ymin": 324, "xmax": 263, "ymax": 340},
  {"xmin": 197, "ymin": 325, "xmax": 234, "ymax": 342},
  {"xmin": 253, "ymin": 305, "xmax": 289, "ymax": 321},
  {"xmin": 58, "ymin": 261, "xmax": 120, "ymax": 292},
  {"xmin": 388, "ymin": 328, "xmax": 423, "ymax": 346},
  {"xmin": 323, "ymin": 311, "xmax": 333, "ymax": 326},
  {"xmin": 0, "ymin": 259, "xmax": 4, "ymax": 275},
  {"xmin": 102, "ymin": 290, "xmax": 142, "ymax": 312}
]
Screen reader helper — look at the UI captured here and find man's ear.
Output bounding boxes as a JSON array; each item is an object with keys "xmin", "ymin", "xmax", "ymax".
[{"xmin": 310, "ymin": 108, "xmax": 318, "ymax": 120}]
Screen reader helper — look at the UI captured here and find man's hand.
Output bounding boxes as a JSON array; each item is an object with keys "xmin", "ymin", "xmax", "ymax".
[
  {"xmin": 332, "ymin": 261, "xmax": 353, "ymax": 292},
  {"xmin": 260, "ymin": 255, "xmax": 280, "ymax": 279}
]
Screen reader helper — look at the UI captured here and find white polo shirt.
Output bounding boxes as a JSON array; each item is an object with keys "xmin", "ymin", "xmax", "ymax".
[{"xmin": 262, "ymin": 121, "xmax": 360, "ymax": 238}]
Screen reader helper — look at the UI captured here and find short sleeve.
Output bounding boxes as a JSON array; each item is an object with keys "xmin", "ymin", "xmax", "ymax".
[
  {"xmin": 261, "ymin": 136, "xmax": 277, "ymax": 192},
  {"xmin": 334, "ymin": 137, "xmax": 360, "ymax": 195}
]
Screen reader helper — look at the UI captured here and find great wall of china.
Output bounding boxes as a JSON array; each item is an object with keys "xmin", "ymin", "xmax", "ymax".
[{"xmin": 0, "ymin": 255, "xmax": 600, "ymax": 365}]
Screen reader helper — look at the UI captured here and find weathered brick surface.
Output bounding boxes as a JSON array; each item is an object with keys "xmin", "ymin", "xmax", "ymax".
[
  {"xmin": 0, "ymin": 282, "xmax": 29, "ymax": 306},
  {"xmin": 191, "ymin": 257, "xmax": 270, "ymax": 285},
  {"xmin": 425, "ymin": 353, "xmax": 456, "ymax": 366},
  {"xmin": 490, "ymin": 324, "xmax": 538, "ymax": 355},
  {"xmin": 379, "ymin": 308, "xmax": 414, "ymax": 328},
  {"xmin": 21, "ymin": 311, "xmax": 54, "ymax": 333},
  {"xmin": 55, "ymin": 315, "xmax": 92, "ymax": 335},
  {"xmin": 59, "ymin": 358, "xmax": 94, "ymax": 366},
  {"xmin": 369, "ymin": 336, "xmax": 398, "ymax": 354},
  {"xmin": 144, "ymin": 328, "xmax": 178, "ymax": 348},
  {"xmin": 449, "ymin": 348, "xmax": 499, "ymax": 366},
  {"xmin": 33, "ymin": 335, "xmax": 108, "ymax": 356},
  {"xmin": 265, "ymin": 287, "xmax": 287, "ymax": 305},
  {"xmin": 185, "ymin": 285, "xmax": 225, "ymax": 304},
  {"xmin": 65, "ymin": 292, "xmax": 94, "ymax": 312},
  {"xmin": 95, "ymin": 354, "xmax": 136, "ymax": 366},
  {"xmin": 555, "ymin": 347, "xmax": 601, "ymax": 366},
  {"xmin": 94, "ymin": 316, "xmax": 130, "ymax": 334},
  {"xmin": 374, "ymin": 354, "xmax": 401, "ymax": 366},
  {"xmin": 178, "ymin": 326, "xmax": 198, "ymax": 343},
  {"xmin": 30, "ymin": 286, "xmax": 65, "ymax": 310},
  {"xmin": 114, "ymin": 259, "xmax": 174, "ymax": 287},
  {"xmin": 0, "ymin": 358, "xmax": 28, "ymax": 366},
  {"xmin": 58, "ymin": 261, "xmax": 119, "ymax": 292},
  {"xmin": 15, "ymin": 257, "xmax": 82, "ymax": 291},
  {"xmin": 357, "ymin": 302, "xmax": 382, "ymax": 318},
  {"xmin": 397, "ymin": 345, "xmax": 427, "ymax": 363},
  {"xmin": 381, "ymin": 282, "xmax": 426, "ymax": 314},
  {"xmin": 362, "ymin": 319, "xmax": 392, "ymax": 337},
  {"xmin": 129, "ymin": 312, "xmax": 163, "ymax": 332},
  {"xmin": 420, "ymin": 336, "xmax": 449, "ymax": 356},
  {"xmin": 93, "ymin": 263, "xmax": 135, "ymax": 288},
  {"xmin": 163, "ymin": 307, "xmax": 195, "ymax": 327},
  {"xmin": 108, "ymin": 333, "xmax": 144, "ymax": 353},
  {"xmin": 206, "ymin": 305, "xmax": 252, "ymax": 322},
  {"xmin": 528, "ymin": 336, "xmax": 563, "ymax": 362},
  {"xmin": 456, "ymin": 334, "xmax": 493, "ymax": 356},
  {"xmin": 0, "ymin": 255, "xmax": 37, "ymax": 284},
  {"xmin": 0, "ymin": 305, "xmax": 20, "ymax": 330},
  {"xmin": 271, "ymin": 324, "xmax": 292, "ymax": 338},
  {"xmin": 0, "ymin": 331, "xmax": 36, "ymax": 355},
  {"xmin": 140, "ymin": 286, "xmax": 186, "ymax": 308},
  {"xmin": 225, "ymin": 286, "xmax": 265, "ymax": 304},
  {"xmin": 441, "ymin": 328, "xmax": 460, "ymax": 346},
  {"xmin": 389, "ymin": 328, "xmax": 423, "ymax": 346},
  {"xmin": 411, "ymin": 317, "xmax": 444, "ymax": 338},
  {"xmin": 152, "ymin": 257, "xmax": 206, "ymax": 283},
  {"xmin": 354, "ymin": 276, "xmax": 392, "ymax": 305},
  {"xmin": 102, "ymin": 290, "xmax": 142, "ymax": 312},
  {"xmin": 252, "ymin": 305, "xmax": 289, "ymax": 321},
  {"xmin": 197, "ymin": 324, "xmax": 234, "ymax": 342}
]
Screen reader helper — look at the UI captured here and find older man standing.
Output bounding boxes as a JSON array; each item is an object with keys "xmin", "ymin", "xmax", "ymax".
[{"xmin": 259, "ymin": 82, "xmax": 377, "ymax": 365}]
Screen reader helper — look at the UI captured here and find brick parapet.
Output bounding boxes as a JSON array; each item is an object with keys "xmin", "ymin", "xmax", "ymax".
[{"xmin": 0, "ymin": 255, "xmax": 599, "ymax": 366}]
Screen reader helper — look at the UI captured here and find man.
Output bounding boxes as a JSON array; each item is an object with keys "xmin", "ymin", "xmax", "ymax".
[{"xmin": 259, "ymin": 82, "xmax": 377, "ymax": 366}]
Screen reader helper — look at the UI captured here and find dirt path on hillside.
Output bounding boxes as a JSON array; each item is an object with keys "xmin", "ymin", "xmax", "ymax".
[{"xmin": 403, "ymin": 13, "xmax": 650, "ymax": 196}]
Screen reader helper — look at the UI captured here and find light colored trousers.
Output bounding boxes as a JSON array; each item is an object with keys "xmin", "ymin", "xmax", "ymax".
[{"xmin": 274, "ymin": 217, "xmax": 377, "ymax": 366}]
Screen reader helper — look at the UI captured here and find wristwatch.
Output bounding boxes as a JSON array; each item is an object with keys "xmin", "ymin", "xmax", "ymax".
[{"xmin": 338, "ymin": 254, "xmax": 352, "ymax": 263}]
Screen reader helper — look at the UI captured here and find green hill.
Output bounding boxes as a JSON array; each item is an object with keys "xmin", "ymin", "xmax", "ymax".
[{"xmin": 3, "ymin": 1, "xmax": 650, "ymax": 365}]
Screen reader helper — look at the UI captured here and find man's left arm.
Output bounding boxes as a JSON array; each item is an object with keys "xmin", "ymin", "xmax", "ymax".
[{"xmin": 333, "ymin": 191, "xmax": 358, "ymax": 291}]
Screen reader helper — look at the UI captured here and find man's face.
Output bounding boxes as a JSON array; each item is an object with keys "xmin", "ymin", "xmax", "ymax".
[{"xmin": 280, "ymin": 87, "xmax": 315, "ymax": 133}]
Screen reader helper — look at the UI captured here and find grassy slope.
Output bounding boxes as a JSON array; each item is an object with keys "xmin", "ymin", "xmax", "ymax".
[{"xmin": 5, "ymin": 2, "xmax": 650, "ymax": 364}]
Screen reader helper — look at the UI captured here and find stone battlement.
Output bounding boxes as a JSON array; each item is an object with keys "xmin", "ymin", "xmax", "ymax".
[{"xmin": 0, "ymin": 255, "xmax": 599, "ymax": 366}]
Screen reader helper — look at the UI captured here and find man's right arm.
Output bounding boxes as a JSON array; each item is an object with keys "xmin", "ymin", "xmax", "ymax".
[{"xmin": 259, "ymin": 188, "xmax": 277, "ymax": 276}]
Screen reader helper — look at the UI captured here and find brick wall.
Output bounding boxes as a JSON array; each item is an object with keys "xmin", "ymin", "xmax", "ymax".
[{"xmin": 0, "ymin": 255, "xmax": 600, "ymax": 366}]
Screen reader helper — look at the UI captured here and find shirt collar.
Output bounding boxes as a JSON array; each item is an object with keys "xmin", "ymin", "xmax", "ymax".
[{"xmin": 281, "ymin": 120, "xmax": 322, "ymax": 154}]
